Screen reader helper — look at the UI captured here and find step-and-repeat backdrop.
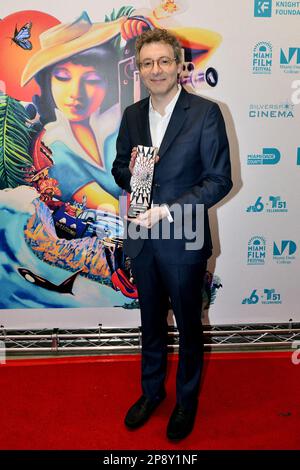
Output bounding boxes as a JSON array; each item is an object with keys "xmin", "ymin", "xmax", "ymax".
[{"xmin": 0, "ymin": 0, "xmax": 299, "ymax": 328}]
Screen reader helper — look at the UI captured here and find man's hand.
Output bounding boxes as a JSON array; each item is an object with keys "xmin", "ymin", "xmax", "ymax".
[
  {"xmin": 121, "ymin": 18, "xmax": 152, "ymax": 41},
  {"xmin": 129, "ymin": 147, "xmax": 160, "ymax": 175},
  {"xmin": 129, "ymin": 147, "xmax": 138, "ymax": 175},
  {"xmin": 125, "ymin": 205, "xmax": 169, "ymax": 229}
]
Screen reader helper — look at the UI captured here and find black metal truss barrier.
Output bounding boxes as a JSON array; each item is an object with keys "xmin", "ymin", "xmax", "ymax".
[{"xmin": 0, "ymin": 322, "xmax": 299, "ymax": 356}]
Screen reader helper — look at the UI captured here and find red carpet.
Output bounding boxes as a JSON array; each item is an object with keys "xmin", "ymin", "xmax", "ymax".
[{"xmin": 0, "ymin": 352, "xmax": 299, "ymax": 450}]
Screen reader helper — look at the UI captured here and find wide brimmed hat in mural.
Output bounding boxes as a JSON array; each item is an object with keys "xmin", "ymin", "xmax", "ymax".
[{"xmin": 21, "ymin": 11, "xmax": 125, "ymax": 86}]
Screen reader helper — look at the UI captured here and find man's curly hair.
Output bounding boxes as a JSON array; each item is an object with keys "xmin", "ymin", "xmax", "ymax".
[{"xmin": 135, "ymin": 28, "xmax": 182, "ymax": 67}]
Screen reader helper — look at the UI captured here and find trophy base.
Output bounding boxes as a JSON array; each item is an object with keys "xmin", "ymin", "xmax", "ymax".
[{"xmin": 127, "ymin": 205, "xmax": 148, "ymax": 219}]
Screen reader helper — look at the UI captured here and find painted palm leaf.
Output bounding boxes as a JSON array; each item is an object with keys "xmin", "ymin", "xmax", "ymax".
[
  {"xmin": 0, "ymin": 93, "xmax": 34, "ymax": 189},
  {"xmin": 105, "ymin": 6, "xmax": 135, "ymax": 51},
  {"xmin": 104, "ymin": 6, "xmax": 135, "ymax": 22}
]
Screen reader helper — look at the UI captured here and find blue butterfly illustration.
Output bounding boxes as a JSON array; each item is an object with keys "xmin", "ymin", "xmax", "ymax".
[{"xmin": 12, "ymin": 22, "xmax": 32, "ymax": 50}]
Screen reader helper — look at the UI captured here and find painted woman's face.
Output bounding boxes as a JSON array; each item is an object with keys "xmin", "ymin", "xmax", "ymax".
[{"xmin": 51, "ymin": 61, "xmax": 107, "ymax": 122}]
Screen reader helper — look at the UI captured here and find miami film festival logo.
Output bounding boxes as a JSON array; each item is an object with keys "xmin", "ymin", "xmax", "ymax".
[
  {"xmin": 242, "ymin": 288, "xmax": 282, "ymax": 305},
  {"xmin": 254, "ymin": 0, "xmax": 272, "ymax": 17},
  {"xmin": 273, "ymin": 240, "xmax": 297, "ymax": 264},
  {"xmin": 280, "ymin": 47, "xmax": 300, "ymax": 74},
  {"xmin": 246, "ymin": 195, "xmax": 288, "ymax": 213},
  {"xmin": 252, "ymin": 42, "xmax": 273, "ymax": 74},
  {"xmin": 247, "ymin": 147, "xmax": 280, "ymax": 165},
  {"xmin": 247, "ymin": 236, "xmax": 266, "ymax": 265}
]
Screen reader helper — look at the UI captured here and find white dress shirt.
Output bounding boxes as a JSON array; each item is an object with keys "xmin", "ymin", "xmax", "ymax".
[
  {"xmin": 149, "ymin": 85, "xmax": 181, "ymax": 149},
  {"xmin": 149, "ymin": 86, "xmax": 181, "ymax": 222}
]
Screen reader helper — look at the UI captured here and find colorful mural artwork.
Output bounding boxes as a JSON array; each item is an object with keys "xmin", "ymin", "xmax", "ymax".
[{"xmin": 0, "ymin": 2, "xmax": 222, "ymax": 311}]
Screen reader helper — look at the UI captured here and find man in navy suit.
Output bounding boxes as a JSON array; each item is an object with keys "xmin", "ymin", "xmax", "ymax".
[{"xmin": 112, "ymin": 28, "xmax": 232, "ymax": 441}]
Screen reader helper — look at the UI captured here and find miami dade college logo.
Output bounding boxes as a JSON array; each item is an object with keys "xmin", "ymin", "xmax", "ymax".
[
  {"xmin": 273, "ymin": 240, "xmax": 297, "ymax": 264},
  {"xmin": 280, "ymin": 48, "xmax": 300, "ymax": 74}
]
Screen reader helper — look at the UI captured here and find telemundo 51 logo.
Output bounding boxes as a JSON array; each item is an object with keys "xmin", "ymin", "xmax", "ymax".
[
  {"xmin": 247, "ymin": 236, "xmax": 266, "ymax": 265},
  {"xmin": 246, "ymin": 195, "xmax": 288, "ymax": 213},
  {"xmin": 242, "ymin": 288, "xmax": 282, "ymax": 305},
  {"xmin": 252, "ymin": 42, "xmax": 272, "ymax": 74},
  {"xmin": 247, "ymin": 148, "xmax": 280, "ymax": 165},
  {"xmin": 254, "ymin": 0, "xmax": 272, "ymax": 17}
]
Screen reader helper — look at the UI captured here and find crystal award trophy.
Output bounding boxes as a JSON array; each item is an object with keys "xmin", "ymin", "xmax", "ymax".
[{"xmin": 127, "ymin": 145, "xmax": 158, "ymax": 218}]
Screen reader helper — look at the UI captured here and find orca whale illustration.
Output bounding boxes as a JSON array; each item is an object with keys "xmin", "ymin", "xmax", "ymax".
[{"xmin": 17, "ymin": 268, "xmax": 82, "ymax": 294}]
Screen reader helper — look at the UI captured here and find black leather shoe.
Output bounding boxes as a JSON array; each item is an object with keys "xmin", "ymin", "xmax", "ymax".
[
  {"xmin": 124, "ymin": 394, "xmax": 165, "ymax": 429},
  {"xmin": 167, "ymin": 403, "xmax": 197, "ymax": 441}
]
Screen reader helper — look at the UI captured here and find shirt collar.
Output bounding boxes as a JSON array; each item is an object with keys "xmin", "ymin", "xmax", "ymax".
[{"xmin": 149, "ymin": 84, "xmax": 182, "ymax": 117}]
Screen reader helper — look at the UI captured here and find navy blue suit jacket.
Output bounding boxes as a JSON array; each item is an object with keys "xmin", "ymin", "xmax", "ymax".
[{"xmin": 112, "ymin": 87, "xmax": 232, "ymax": 264}]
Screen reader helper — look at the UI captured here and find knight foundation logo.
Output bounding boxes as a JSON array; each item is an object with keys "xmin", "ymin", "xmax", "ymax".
[
  {"xmin": 253, "ymin": 42, "xmax": 273, "ymax": 74},
  {"xmin": 254, "ymin": 0, "xmax": 300, "ymax": 17},
  {"xmin": 247, "ymin": 236, "xmax": 266, "ymax": 265},
  {"xmin": 254, "ymin": 0, "xmax": 272, "ymax": 17}
]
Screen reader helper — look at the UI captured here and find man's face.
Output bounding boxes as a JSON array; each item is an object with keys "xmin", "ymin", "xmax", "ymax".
[{"xmin": 138, "ymin": 42, "xmax": 182, "ymax": 100}]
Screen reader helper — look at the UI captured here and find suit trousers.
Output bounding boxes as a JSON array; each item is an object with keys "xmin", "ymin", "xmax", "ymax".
[{"xmin": 131, "ymin": 238, "xmax": 207, "ymax": 409}]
